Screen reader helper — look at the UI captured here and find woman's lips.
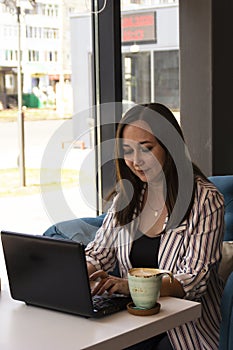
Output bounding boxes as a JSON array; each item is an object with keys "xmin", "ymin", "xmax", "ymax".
[{"xmin": 135, "ymin": 168, "xmax": 147, "ymax": 175}]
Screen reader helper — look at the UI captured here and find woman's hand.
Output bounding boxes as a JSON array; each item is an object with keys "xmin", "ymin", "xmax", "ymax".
[{"xmin": 89, "ymin": 270, "xmax": 130, "ymax": 296}]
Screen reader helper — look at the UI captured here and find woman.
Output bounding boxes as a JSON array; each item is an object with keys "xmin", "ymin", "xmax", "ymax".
[{"xmin": 85, "ymin": 103, "xmax": 224, "ymax": 350}]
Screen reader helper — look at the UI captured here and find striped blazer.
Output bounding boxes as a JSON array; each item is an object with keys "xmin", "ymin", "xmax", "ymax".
[{"xmin": 86, "ymin": 177, "xmax": 224, "ymax": 350}]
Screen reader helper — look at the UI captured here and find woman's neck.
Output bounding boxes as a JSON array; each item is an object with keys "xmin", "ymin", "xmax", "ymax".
[{"xmin": 147, "ymin": 179, "xmax": 165, "ymax": 197}]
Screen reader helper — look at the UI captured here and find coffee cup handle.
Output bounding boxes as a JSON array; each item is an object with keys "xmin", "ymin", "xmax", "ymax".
[{"xmin": 157, "ymin": 270, "xmax": 174, "ymax": 283}]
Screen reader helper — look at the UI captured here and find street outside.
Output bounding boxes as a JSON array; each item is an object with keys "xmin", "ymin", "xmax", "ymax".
[
  {"xmin": 0, "ymin": 113, "xmax": 97, "ymax": 286},
  {"xmin": 0, "ymin": 115, "xmax": 96, "ymax": 231}
]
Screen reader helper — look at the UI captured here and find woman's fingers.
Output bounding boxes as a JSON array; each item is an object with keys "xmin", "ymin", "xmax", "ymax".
[
  {"xmin": 89, "ymin": 269, "xmax": 108, "ymax": 281},
  {"xmin": 89, "ymin": 270, "xmax": 109, "ymax": 295},
  {"xmin": 89, "ymin": 270, "xmax": 130, "ymax": 296},
  {"xmin": 91, "ymin": 278, "xmax": 108, "ymax": 295}
]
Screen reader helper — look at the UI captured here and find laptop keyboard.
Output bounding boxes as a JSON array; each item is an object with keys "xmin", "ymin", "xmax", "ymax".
[{"xmin": 92, "ymin": 293, "xmax": 131, "ymax": 314}]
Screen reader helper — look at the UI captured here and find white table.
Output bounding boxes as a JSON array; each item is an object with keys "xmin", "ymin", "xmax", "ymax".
[{"xmin": 0, "ymin": 285, "xmax": 201, "ymax": 350}]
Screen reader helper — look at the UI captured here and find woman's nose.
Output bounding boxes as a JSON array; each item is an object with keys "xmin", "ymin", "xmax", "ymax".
[{"xmin": 133, "ymin": 151, "xmax": 144, "ymax": 166}]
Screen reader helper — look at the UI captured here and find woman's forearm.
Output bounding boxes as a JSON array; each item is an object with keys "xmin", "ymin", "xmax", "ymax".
[{"xmin": 160, "ymin": 277, "xmax": 185, "ymax": 298}]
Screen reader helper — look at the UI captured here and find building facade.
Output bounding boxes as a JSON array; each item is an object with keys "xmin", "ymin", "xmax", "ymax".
[
  {"xmin": 121, "ymin": 4, "xmax": 179, "ymax": 109},
  {"xmin": 0, "ymin": 0, "xmax": 81, "ymax": 109},
  {"xmin": 71, "ymin": 0, "xmax": 179, "ymax": 123},
  {"xmin": 0, "ymin": 0, "xmax": 178, "ymax": 111}
]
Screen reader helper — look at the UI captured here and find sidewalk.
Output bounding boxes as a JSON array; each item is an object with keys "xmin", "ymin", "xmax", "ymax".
[{"xmin": 0, "ymin": 107, "xmax": 71, "ymax": 122}]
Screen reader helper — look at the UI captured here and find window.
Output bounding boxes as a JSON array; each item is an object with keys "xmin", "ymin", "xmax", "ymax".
[
  {"xmin": 121, "ymin": 1, "xmax": 179, "ymax": 111},
  {"xmin": 122, "ymin": 52, "xmax": 151, "ymax": 103},
  {"xmin": 153, "ymin": 50, "xmax": 179, "ymax": 109},
  {"xmin": 28, "ymin": 50, "xmax": 39, "ymax": 62}
]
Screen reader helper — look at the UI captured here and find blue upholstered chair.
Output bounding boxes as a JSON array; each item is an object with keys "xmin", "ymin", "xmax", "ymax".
[
  {"xmin": 219, "ymin": 271, "xmax": 233, "ymax": 350},
  {"xmin": 208, "ymin": 176, "xmax": 233, "ymax": 242},
  {"xmin": 208, "ymin": 176, "xmax": 233, "ymax": 350},
  {"xmin": 43, "ymin": 213, "xmax": 106, "ymax": 245}
]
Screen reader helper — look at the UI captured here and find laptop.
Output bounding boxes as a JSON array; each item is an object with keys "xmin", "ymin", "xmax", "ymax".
[{"xmin": 0, "ymin": 230, "xmax": 131, "ymax": 318}]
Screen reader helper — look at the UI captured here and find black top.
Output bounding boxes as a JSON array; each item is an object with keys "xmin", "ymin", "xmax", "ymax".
[{"xmin": 129, "ymin": 230, "xmax": 161, "ymax": 268}]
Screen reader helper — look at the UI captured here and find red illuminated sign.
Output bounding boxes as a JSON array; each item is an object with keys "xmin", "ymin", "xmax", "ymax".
[{"xmin": 121, "ymin": 12, "xmax": 157, "ymax": 44}]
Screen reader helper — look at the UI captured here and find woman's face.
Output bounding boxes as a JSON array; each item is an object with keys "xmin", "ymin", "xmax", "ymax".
[{"xmin": 122, "ymin": 120, "xmax": 166, "ymax": 183}]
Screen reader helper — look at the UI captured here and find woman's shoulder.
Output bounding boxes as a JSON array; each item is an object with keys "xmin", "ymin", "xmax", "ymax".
[{"xmin": 194, "ymin": 175, "xmax": 224, "ymax": 204}]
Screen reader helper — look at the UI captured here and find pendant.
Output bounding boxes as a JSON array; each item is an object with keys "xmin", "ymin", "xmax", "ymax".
[{"xmin": 154, "ymin": 210, "xmax": 159, "ymax": 217}]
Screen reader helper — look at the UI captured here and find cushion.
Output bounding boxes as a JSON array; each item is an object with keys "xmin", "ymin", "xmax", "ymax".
[
  {"xmin": 219, "ymin": 241, "xmax": 233, "ymax": 284},
  {"xmin": 208, "ymin": 175, "xmax": 233, "ymax": 241},
  {"xmin": 219, "ymin": 271, "xmax": 233, "ymax": 350},
  {"xmin": 43, "ymin": 214, "xmax": 105, "ymax": 246}
]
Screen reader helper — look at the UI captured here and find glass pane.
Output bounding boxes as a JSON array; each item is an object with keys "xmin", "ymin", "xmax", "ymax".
[
  {"xmin": 121, "ymin": 0, "xmax": 180, "ymax": 119},
  {"xmin": 0, "ymin": 1, "xmax": 97, "ymax": 239},
  {"xmin": 154, "ymin": 50, "xmax": 179, "ymax": 109},
  {"xmin": 122, "ymin": 52, "xmax": 151, "ymax": 103}
]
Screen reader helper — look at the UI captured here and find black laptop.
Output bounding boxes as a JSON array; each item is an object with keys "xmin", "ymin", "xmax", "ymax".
[{"xmin": 0, "ymin": 230, "xmax": 131, "ymax": 318}]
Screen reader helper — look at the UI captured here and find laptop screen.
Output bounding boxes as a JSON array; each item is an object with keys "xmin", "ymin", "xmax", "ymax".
[
  {"xmin": 1, "ymin": 230, "xmax": 131, "ymax": 318},
  {"xmin": 1, "ymin": 231, "xmax": 95, "ymax": 317}
]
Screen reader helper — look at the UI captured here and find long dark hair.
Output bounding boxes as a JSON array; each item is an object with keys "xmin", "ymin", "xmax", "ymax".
[{"xmin": 110, "ymin": 103, "xmax": 207, "ymax": 228}]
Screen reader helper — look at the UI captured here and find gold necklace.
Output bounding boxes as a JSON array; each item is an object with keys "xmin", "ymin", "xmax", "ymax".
[{"xmin": 147, "ymin": 201, "xmax": 165, "ymax": 217}]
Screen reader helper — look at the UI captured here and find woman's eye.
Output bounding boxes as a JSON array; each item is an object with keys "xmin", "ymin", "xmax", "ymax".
[
  {"xmin": 123, "ymin": 148, "xmax": 133, "ymax": 155},
  {"xmin": 141, "ymin": 147, "xmax": 152, "ymax": 153}
]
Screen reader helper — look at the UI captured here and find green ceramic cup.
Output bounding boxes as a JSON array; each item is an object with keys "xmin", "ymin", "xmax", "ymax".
[{"xmin": 128, "ymin": 268, "xmax": 173, "ymax": 310}]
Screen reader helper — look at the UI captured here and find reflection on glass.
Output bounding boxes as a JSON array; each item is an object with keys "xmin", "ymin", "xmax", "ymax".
[
  {"xmin": 123, "ymin": 53, "xmax": 151, "ymax": 104},
  {"xmin": 153, "ymin": 50, "xmax": 179, "ymax": 109},
  {"xmin": 121, "ymin": 0, "xmax": 179, "ymax": 113}
]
